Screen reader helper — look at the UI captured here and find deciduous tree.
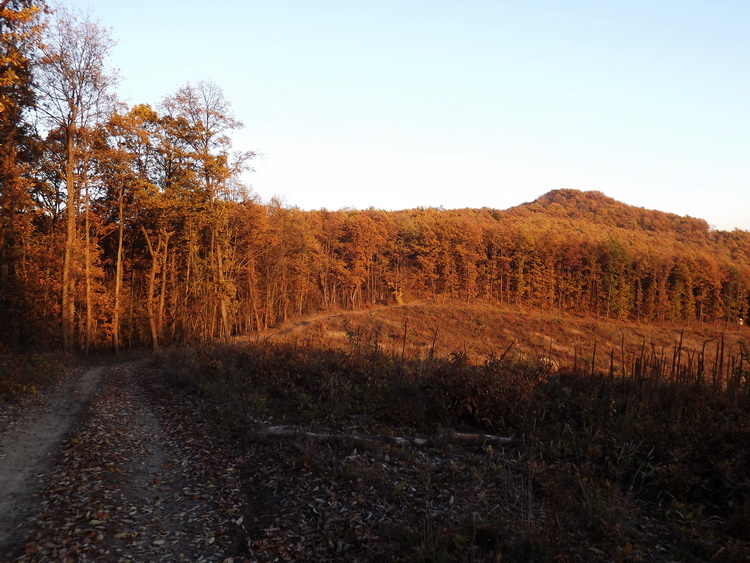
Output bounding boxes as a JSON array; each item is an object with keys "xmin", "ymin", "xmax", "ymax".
[
  {"xmin": 35, "ymin": 6, "xmax": 116, "ymax": 352},
  {"xmin": 0, "ymin": 0, "xmax": 43, "ymax": 347}
]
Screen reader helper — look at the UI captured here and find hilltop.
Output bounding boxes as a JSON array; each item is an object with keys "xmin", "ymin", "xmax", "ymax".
[{"xmin": 510, "ymin": 189, "xmax": 712, "ymax": 239}]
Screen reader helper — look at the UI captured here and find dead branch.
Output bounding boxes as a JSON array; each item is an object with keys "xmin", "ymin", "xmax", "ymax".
[{"xmin": 249, "ymin": 425, "xmax": 514, "ymax": 448}]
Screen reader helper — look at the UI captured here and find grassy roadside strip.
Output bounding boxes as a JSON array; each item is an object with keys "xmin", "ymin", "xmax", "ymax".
[{"xmin": 0, "ymin": 353, "xmax": 72, "ymax": 403}]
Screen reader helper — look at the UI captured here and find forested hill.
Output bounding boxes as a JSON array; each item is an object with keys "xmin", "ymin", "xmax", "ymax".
[
  {"xmin": 510, "ymin": 189, "xmax": 712, "ymax": 241},
  {"xmin": 507, "ymin": 189, "xmax": 750, "ymax": 263}
]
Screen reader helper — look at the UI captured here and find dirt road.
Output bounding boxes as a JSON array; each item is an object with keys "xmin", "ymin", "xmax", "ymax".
[
  {"xmin": 0, "ymin": 365, "xmax": 104, "ymax": 551},
  {"xmin": 0, "ymin": 360, "xmax": 249, "ymax": 561}
]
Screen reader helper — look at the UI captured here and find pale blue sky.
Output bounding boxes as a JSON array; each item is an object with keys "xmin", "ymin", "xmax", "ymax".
[{"xmin": 68, "ymin": 1, "xmax": 750, "ymax": 230}]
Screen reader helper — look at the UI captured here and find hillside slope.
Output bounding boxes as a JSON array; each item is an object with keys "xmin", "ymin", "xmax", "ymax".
[{"xmin": 259, "ymin": 301, "xmax": 749, "ymax": 375}]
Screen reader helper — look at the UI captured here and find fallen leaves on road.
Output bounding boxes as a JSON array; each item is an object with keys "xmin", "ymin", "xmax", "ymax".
[{"xmin": 15, "ymin": 364, "xmax": 248, "ymax": 562}]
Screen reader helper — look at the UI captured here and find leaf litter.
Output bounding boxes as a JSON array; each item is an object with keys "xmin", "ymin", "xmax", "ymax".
[{"xmin": 10, "ymin": 363, "xmax": 249, "ymax": 561}]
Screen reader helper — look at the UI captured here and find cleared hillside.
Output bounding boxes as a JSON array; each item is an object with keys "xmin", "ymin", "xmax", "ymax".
[{"xmin": 260, "ymin": 301, "xmax": 749, "ymax": 376}]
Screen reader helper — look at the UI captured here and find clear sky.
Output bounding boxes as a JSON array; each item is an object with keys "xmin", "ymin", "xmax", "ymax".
[{"xmin": 66, "ymin": 1, "xmax": 750, "ymax": 231}]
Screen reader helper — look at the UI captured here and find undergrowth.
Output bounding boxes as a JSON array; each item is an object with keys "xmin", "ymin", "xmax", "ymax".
[
  {"xmin": 0, "ymin": 353, "xmax": 69, "ymax": 403},
  {"xmin": 155, "ymin": 336, "xmax": 750, "ymax": 561}
]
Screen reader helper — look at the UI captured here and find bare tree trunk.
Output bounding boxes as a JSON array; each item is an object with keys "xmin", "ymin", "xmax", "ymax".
[
  {"xmin": 249, "ymin": 425, "xmax": 514, "ymax": 448},
  {"xmin": 113, "ymin": 183, "xmax": 124, "ymax": 353},
  {"xmin": 147, "ymin": 257, "xmax": 159, "ymax": 349},
  {"xmin": 247, "ymin": 261, "xmax": 262, "ymax": 334},
  {"xmin": 62, "ymin": 127, "xmax": 76, "ymax": 354},
  {"xmin": 84, "ymin": 181, "xmax": 92, "ymax": 356},
  {"xmin": 216, "ymin": 240, "xmax": 231, "ymax": 343},
  {"xmin": 157, "ymin": 235, "xmax": 170, "ymax": 340},
  {"xmin": 142, "ymin": 226, "xmax": 160, "ymax": 349}
]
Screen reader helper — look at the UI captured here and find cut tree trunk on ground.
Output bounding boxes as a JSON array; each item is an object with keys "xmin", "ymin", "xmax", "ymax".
[{"xmin": 249, "ymin": 425, "xmax": 514, "ymax": 448}]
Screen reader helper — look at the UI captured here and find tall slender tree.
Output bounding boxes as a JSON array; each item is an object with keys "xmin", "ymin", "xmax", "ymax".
[{"xmin": 34, "ymin": 6, "xmax": 116, "ymax": 352}]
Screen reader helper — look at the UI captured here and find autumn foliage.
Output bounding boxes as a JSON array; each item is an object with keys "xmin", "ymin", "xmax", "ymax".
[
  {"xmin": 1, "ymin": 4, "xmax": 750, "ymax": 353},
  {"xmin": 3, "ymin": 175, "xmax": 750, "ymax": 352}
]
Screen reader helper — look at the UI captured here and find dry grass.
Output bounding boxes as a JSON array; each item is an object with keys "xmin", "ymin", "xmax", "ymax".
[{"xmin": 258, "ymin": 301, "xmax": 748, "ymax": 376}]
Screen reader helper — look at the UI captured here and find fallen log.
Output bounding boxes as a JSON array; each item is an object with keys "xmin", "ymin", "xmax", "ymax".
[{"xmin": 249, "ymin": 425, "xmax": 514, "ymax": 448}]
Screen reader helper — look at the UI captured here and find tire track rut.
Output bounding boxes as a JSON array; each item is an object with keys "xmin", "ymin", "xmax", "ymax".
[
  {"xmin": 0, "ymin": 365, "xmax": 105, "ymax": 552},
  {"xmin": 1, "ymin": 361, "xmax": 249, "ymax": 561}
]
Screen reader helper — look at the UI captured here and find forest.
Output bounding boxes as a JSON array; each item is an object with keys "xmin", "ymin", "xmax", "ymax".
[{"xmin": 2, "ymin": 2, "xmax": 750, "ymax": 355}]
